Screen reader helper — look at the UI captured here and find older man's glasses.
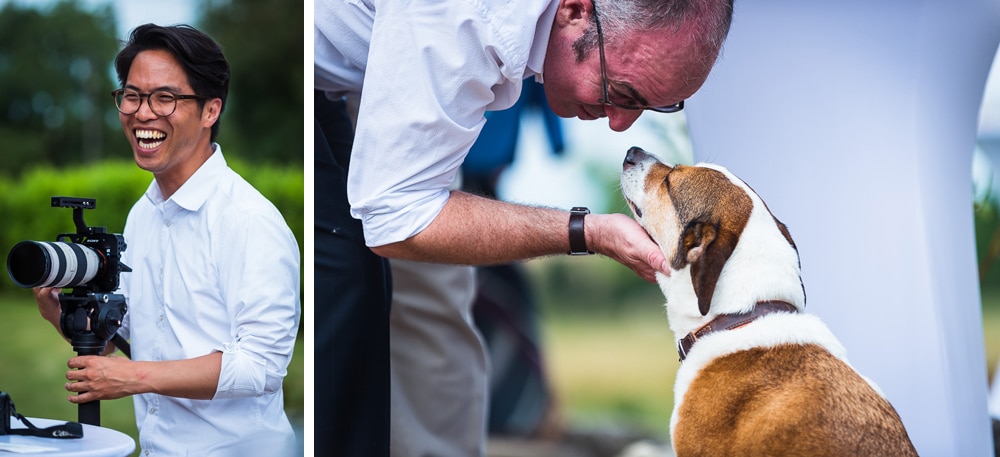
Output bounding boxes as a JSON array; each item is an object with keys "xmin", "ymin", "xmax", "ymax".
[
  {"xmin": 112, "ymin": 89, "xmax": 206, "ymax": 117},
  {"xmin": 592, "ymin": 4, "xmax": 684, "ymax": 113}
]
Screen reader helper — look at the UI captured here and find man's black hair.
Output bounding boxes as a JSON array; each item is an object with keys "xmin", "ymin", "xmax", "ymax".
[{"xmin": 114, "ymin": 24, "xmax": 230, "ymax": 142}]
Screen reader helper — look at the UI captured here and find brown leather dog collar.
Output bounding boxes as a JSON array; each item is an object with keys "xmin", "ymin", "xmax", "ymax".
[{"xmin": 677, "ymin": 300, "xmax": 799, "ymax": 362}]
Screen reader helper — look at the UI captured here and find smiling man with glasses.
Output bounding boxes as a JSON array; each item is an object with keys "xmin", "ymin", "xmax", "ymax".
[
  {"xmin": 314, "ymin": 0, "xmax": 733, "ymax": 455},
  {"xmin": 34, "ymin": 24, "xmax": 301, "ymax": 456}
]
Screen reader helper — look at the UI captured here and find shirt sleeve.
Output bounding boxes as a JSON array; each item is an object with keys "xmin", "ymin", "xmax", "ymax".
[
  {"xmin": 212, "ymin": 204, "xmax": 301, "ymax": 399},
  {"xmin": 346, "ymin": 0, "xmax": 527, "ymax": 247}
]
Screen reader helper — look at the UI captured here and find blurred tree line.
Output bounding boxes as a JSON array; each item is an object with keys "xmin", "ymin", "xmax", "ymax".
[
  {"xmin": 0, "ymin": 0, "xmax": 303, "ymax": 175},
  {"xmin": 200, "ymin": 0, "xmax": 303, "ymax": 164},
  {"xmin": 0, "ymin": 1, "xmax": 119, "ymax": 170}
]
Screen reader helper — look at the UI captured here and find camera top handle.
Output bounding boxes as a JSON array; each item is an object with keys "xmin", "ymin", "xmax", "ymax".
[{"xmin": 51, "ymin": 196, "xmax": 103, "ymax": 240}]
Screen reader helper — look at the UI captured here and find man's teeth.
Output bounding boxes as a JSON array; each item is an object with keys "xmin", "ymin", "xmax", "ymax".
[{"xmin": 136, "ymin": 130, "xmax": 165, "ymax": 148}]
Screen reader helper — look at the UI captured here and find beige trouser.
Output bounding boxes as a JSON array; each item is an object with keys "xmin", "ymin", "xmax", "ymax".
[{"xmin": 388, "ymin": 259, "xmax": 488, "ymax": 457}]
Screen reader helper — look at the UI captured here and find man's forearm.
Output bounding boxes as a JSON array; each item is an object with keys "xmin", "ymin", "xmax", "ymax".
[
  {"xmin": 370, "ymin": 191, "xmax": 570, "ymax": 264},
  {"xmin": 130, "ymin": 352, "xmax": 222, "ymax": 400},
  {"xmin": 370, "ymin": 190, "xmax": 670, "ymax": 283}
]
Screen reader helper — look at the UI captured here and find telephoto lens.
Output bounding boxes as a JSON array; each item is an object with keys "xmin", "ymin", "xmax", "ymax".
[{"xmin": 7, "ymin": 241, "xmax": 102, "ymax": 288}]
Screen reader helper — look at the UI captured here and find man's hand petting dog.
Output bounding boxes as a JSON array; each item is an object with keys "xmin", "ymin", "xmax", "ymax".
[{"xmin": 587, "ymin": 212, "xmax": 671, "ymax": 283}]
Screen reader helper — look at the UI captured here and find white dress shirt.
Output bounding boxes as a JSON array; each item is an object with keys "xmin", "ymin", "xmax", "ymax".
[
  {"xmin": 119, "ymin": 145, "xmax": 301, "ymax": 456},
  {"xmin": 314, "ymin": 0, "xmax": 559, "ymax": 247}
]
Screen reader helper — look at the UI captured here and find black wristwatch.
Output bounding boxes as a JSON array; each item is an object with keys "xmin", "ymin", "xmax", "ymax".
[{"xmin": 568, "ymin": 207, "xmax": 594, "ymax": 255}]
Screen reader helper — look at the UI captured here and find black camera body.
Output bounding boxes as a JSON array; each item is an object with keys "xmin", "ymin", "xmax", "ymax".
[{"xmin": 7, "ymin": 197, "xmax": 130, "ymax": 293}]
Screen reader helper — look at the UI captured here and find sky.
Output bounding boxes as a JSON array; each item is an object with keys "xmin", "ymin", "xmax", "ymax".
[
  {"xmin": 0, "ymin": 0, "xmax": 199, "ymax": 36},
  {"xmin": 104, "ymin": 0, "xmax": 199, "ymax": 34}
]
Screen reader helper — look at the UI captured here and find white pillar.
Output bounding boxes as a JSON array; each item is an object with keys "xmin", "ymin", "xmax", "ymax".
[{"xmin": 684, "ymin": 2, "xmax": 1000, "ymax": 455}]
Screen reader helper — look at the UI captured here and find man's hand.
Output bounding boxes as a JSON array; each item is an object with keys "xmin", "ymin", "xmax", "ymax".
[
  {"xmin": 64, "ymin": 352, "xmax": 222, "ymax": 403},
  {"xmin": 64, "ymin": 355, "xmax": 138, "ymax": 403},
  {"xmin": 587, "ymin": 212, "xmax": 670, "ymax": 283},
  {"xmin": 34, "ymin": 287, "xmax": 62, "ymax": 333}
]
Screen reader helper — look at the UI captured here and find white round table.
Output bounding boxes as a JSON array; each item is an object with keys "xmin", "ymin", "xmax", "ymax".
[{"xmin": 1, "ymin": 417, "xmax": 135, "ymax": 456}]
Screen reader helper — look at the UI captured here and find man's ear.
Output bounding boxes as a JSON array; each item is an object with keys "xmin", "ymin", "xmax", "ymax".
[
  {"xmin": 201, "ymin": 98, "xmax": 222, "ymax": 129},
  {"xmin": 554, "ymin": 0, "xmax": 593, "ymax": 28},
  {"xmin": 679, "ymin": 221, "xmax": 738, "ymax": 316}
]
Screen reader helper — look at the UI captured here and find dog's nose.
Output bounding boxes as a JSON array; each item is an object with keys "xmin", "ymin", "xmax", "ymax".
[{"xmin": 624, "ymin": 146, "xmax": 646, "ymax": 168}]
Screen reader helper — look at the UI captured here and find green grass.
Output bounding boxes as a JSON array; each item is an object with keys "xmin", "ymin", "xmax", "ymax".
[
  {"xmin": 0, "ymin": 292, "xmax": 304, "ymax": 456},
  {"xmin": 542, "ymin": 309, "xmax": 677, "ymax": 441},
  {"xmin": 529, "ymin": 255, "xmax": 678, "ymax": 441},
  {"xmin": 980, "ymin": 287, "xmax": 1000, "ymax": 380}
]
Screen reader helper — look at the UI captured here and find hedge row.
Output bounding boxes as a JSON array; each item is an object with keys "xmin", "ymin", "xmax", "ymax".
[{"xmin": 0, "ymin": 159, "xmax": 304, "ymax": 293}]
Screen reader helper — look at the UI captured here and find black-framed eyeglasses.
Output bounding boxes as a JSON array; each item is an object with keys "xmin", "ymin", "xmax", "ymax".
[
  {"xmin": 111, "ymin": 88, "xmax": 206, "ymax": 117},
  {"xmin": 592, "ymin": 2, "xmax": 684, "ymax": 113}
]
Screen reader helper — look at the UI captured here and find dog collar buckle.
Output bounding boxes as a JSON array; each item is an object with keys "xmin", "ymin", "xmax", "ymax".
[{"xmin": 677, "ymin": 338, "xmax": 691, "ymax": 361}]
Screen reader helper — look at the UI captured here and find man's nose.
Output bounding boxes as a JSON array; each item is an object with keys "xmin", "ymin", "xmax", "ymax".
[
  {"xmin": 606, "ymin": 107, "xmax": 642, "ymax": 132},
  {"xmin": 134, "ymin": 96, "xmax": 159, "ymax": 120}
]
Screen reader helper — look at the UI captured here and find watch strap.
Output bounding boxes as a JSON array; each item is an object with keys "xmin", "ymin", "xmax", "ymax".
[{"xmin": 568, "ymin": 207, "xmax": 593, "ymax": 255}]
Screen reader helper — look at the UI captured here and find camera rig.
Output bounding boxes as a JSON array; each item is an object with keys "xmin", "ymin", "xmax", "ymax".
[
  {"xmin": 6, "ymin": 197, "xmax": 132, "ymax": 426},
  {"xmin": 49, "ymin": 197, "xmax": 131, "ymax": 356}
]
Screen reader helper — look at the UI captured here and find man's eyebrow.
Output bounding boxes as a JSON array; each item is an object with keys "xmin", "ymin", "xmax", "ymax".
[{"xmin": 124, "ymin": 83, "xmax": 185, "ymax": 93}]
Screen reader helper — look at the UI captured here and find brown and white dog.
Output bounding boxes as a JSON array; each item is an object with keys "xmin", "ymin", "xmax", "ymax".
[{"xmin": 619, "ymin": 146, "xmax": 917, "ymax": 456}]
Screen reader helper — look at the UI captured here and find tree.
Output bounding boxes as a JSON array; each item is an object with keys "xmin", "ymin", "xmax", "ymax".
[
  {"xmin": 0, "ymin": 0, "xmax": 126, "ymax": 174},
  {"xmin": 198, "ymin": 0, "xmax": 303, "ymax": 165}
]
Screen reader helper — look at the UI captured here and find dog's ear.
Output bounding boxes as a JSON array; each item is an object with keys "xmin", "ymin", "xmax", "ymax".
[
  {"xmin": 668, "ymin": 166, "xmax": 753, "ymax": 315},
  {"xmin": 678, "ymin": 220, "xmax": 738, "ymax": 316}
]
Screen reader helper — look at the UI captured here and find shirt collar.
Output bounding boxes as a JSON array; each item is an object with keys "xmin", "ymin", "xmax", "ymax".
[
  {"xmin": 525, "ymin": 0, "xmax": 560, "ymax": 82},
  {"xmin": 145, "ymin": 143, "xmax": 227, "ymax": 213}
]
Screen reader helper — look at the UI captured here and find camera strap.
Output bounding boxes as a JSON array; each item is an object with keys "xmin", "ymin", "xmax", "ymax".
[{"xmin": 8, "ymin": 402, "xmax": 83, "ymax": 439}]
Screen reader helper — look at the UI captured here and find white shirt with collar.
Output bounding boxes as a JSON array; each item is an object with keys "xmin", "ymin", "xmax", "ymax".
[
  {"xmin": 118, "ymin": 145, "xmax": 301, "ymax": 456},
  {"xmin": 314, "ymin": 0, "xmax": 559, "ymax": 247}
]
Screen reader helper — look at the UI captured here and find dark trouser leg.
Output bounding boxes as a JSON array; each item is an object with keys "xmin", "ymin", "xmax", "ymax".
[{"xmin": 313, "ymin": 91, "xmax": 391, "ymax": 457}]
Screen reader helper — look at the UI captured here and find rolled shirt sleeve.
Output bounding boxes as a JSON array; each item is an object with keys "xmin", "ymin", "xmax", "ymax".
[{"xmin": 216, "ymin": 340, "xmax": 279, "ymax": 398}]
